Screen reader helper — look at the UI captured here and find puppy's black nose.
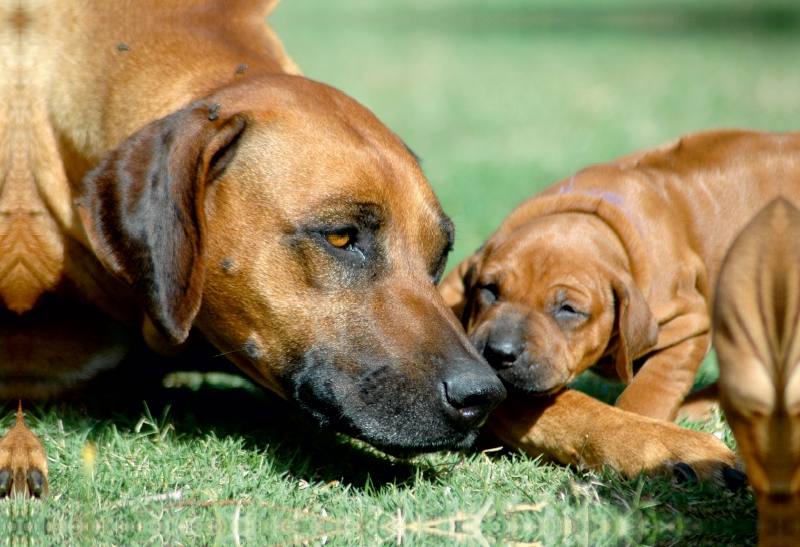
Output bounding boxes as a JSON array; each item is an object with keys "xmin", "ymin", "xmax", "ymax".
[
  {"xmin": 483, "ymin": 337, "xmax": 523, "ymax": 370},
  {"xmin": 442, "ymin": 362, "xmax": 506, "ymax": 428}
]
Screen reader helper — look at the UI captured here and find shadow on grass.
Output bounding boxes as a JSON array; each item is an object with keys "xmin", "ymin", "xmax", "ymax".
[
  {"xmin": 1, "ymin": 341, "xmax": 758, "ymax": 546},
  {"xmin": 0, "ymin": 350, "xmax": 759, "ymax": 546},
  {"xmin": 32, "ymin": 340, "xmax": 431, "ymax": 492}
]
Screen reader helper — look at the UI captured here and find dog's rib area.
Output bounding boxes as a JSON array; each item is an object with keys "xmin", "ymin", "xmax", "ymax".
[{"xmin": 0, "ymin": 2, "xmax": 79, "ymax": 313}]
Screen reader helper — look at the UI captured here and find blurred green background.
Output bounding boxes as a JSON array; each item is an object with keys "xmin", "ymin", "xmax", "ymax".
[{"xmin": 270, "ymin": 0, "xmax": 800, "ymax": 270}]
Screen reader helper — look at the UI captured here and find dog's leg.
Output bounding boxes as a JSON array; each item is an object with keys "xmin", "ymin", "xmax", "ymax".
[
  {"xmin": 487, "ymin": 388, "xmax": 736, "ymax": 480},
  {"xmin": 0, "ymin": 403, "xmax": 49, "ymax": 498},
  {"xmin": 614, "ymin": 333, "xmax": 710, "ymax": 421},
  {"xmin": 715, "ymin": 199, "xmax": 800, "ymax": 547}
]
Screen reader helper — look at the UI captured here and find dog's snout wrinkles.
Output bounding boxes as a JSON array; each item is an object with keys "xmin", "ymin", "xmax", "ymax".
[{"xmin": 443, "ymin": 362, "xmax": 506, "ymax": 428}]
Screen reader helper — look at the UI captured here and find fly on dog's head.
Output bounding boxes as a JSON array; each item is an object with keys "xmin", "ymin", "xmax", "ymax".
[{"xmin": 79, "ymin": 76, "xmax": 505, "ymax": 454}]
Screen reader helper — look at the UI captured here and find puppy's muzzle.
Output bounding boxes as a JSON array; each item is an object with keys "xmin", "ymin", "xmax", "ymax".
[
  {"xmin": 482, "ymin": 336, "xmax": 524, "ymax": 370},
  {"xmin": 473, "ymin": 313, "xmax": 526, "ymax": 371}
]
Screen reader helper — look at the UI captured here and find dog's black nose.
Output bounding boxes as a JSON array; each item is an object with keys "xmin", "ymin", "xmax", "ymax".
[
  {"xmin": 443, "ymin": 363, "xmax": 506, "ymax": 428},
  {"xmin": 483, "ymin": 337, "xmax": 523, "ymax": 370}
]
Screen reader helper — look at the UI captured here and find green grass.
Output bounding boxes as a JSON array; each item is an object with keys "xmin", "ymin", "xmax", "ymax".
[
  {"xmin": 7, "ymin": 2, "xmax": 800, "ymax": 545},
  {"xmin": 2, "ymin": 381, "xmax": 756, "ymax": 546}
]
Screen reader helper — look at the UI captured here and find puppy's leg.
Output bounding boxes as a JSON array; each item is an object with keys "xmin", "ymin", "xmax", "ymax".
[
  {"xmin": 488, "ymin": 389, "xmax": 736, "ymax": 480},
  {"xmin": 0, "ymin": 403, "xmax": 49, "ymax": 498},
  {"xmin": 614, "ymin": 333, "xmax": 710, "ymax": 422}
]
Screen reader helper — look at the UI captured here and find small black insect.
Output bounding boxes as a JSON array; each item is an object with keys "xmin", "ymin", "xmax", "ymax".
[
  {"xmin": 208, "ymin": 112, "xmax": 219, "ymax": 121},
  {"xmin": 117, "ymin": 44, "xmax": 130, "ymax": 51},
  {"xmin": 209, "ymin": 102, "xmax": 221, "ymax": 113},
  {"xmin": 235, "ymin": 64, "xmax": 247, "ymax": 74}
]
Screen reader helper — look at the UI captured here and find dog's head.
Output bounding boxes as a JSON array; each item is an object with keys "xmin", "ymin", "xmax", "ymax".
[
  {"xmin": 715, "ymin": 198, "xmax": 800, "ymax": 500},
  {"xmin": 77, "ymin": 75, "xmax": 505, "ymax": 454},
  {"xmin": 440, "ymin": 211, "xmax": 658, "ymax": 394}
]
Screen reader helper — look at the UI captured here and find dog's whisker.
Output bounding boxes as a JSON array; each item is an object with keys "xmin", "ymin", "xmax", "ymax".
[{"xmin": 214, "ymin": 349, "xmax": 245, "ymax": 358}]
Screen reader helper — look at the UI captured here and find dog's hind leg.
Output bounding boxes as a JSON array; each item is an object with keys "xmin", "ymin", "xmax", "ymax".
[{"xmin": 0, "ymin": 402, "xmax": 48, "ymax": 498}]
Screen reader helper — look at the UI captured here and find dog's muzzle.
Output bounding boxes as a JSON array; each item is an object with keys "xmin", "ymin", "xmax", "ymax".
[{"xmin": 290, "ymin": 349, "xmax": 505, "ymax": 454}]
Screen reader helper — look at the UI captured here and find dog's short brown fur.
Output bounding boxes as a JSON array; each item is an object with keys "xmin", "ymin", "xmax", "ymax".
[
  {"xmin": 441, "ymin": 130, "xmax": 800, "ymax": 478},
  {"xmin": 715, "ymin": 198, "xmax": 800, "ymax": 546},
  {"xmin": 0, "ymin": 404, "xmax": 48, "ymax": 498},
  {"xmin": 0, "ymin": 0, "xmax": 506, "ymax": 496}
]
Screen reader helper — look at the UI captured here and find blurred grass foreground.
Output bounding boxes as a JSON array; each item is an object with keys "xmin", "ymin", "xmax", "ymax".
[{"xmin": 4, "ymin": 1, "xmax": 800, "ymax": 545}]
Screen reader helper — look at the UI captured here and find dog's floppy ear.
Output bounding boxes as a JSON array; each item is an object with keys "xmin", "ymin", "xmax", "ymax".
[
  {"xmin": 438, "ymin": 253, "xmax": 480, "ymax": 325},
  {"xmin": 612, "ymin": 275, "xmax": 659, "ymax": 383},
  {"xmin": 77, "ymin": 104, "xmax": 247, "ymax": 345}
]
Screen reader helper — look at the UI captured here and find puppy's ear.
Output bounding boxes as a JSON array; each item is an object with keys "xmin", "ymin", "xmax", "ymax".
[
  {"xmin": 612, "ymin": 275, "xmax": 659, "ymax": 383},
  {"xmin": 438, "ymin": 254, "xmax": 479, "ymax": 326},
  {"xmin": 77, "ymin": 104, "xmax": 247, "ymax": 345}
]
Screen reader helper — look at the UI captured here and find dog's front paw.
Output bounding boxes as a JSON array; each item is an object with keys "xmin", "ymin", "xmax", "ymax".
[
  {"xmin": 609, "ymin": 418, "xmax": 738, "ymax": 483},
  {"xmin": 487, "ymin": 389, "xmax": 738, "ymax": 483},
  {"xmin": 0, "ymin": 404, "xmax": 49, "ymax": 498}
]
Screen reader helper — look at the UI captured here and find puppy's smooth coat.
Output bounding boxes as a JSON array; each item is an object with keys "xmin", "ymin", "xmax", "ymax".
[{"xmin": 442, "ymin": 130, "xmax": 800, "ymax": 477}]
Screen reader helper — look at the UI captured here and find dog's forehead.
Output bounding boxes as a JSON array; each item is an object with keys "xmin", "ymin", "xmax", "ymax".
[
  {"xmin": 224, "ymin": 89, "xmax": 448, "ymax": 246},
  {"xmin": 487, "ymin": 214, "xmax": 618, "ymax": 263},
  {"xmin": 485, "ymin": 220, "xmax": 581, "ymax": 265},
  {"xmin": 479, "ymin": 221, "xmax": 611, "ymax": 298}
]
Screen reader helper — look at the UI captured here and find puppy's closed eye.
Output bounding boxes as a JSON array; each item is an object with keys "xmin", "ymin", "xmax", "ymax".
[
  {"xmin": 553, "ymin": 302, "xmax": 588, "ymax": 324},
  {"xmin": 478, "ymin": 283, "xmax": 499, "ymax": 305}
]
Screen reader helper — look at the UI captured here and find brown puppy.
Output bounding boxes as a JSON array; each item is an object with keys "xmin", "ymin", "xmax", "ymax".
[
  {"xmin": 715, "ymin": 198, "xmax": 800, "ymax": 546},
  {"xmin": 0, "ymin": 0, "xmax": 505, "ymax": 496},
  {"xmin": 441, "ymin": 129, "xmax": 800, "ymax": 477}
]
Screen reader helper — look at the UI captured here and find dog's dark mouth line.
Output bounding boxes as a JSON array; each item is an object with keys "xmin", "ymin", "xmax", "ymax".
[
  {"xmin": 501, "ymin": 379, "xmax": 567, "ymax": 397},
  {"xmin": 362, "ymin": 430, "xmax": 479, "ymax": 458}
]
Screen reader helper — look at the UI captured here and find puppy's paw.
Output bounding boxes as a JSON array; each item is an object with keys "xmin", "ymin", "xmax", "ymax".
[{"xmin": 0, "ymin": 404, "xmax": 49, "ymax": 498}]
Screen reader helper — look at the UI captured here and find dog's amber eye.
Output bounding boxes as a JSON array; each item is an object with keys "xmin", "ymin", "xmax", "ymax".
[{"xmin": 326, "ymin": 232, "xmax": 351, "ymax": 248}]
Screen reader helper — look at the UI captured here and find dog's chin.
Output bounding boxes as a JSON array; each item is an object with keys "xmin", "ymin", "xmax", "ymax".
[
  {"xmin": 496, "ymin": 366, "xmax": 571, "ymax": 396},
  {"xmin": 364, "ymin": 429, "xmax": 479, "ymax": 459},
  {"xmin": 296, "ymin": 398, "xmax": 480, "ymax": 457}
]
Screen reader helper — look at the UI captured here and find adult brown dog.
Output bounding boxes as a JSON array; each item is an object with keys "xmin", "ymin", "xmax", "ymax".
[
  {"xmin": 0, "ymin": 0, "xmax": 506, "ymax": 496},
  {"xmin": 441, "ymin": 129, "xmax": 800, "ymax": 478},
  {"xmin": 715, "ymin": 198, "xmax": 800, "ymax": 546}
]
